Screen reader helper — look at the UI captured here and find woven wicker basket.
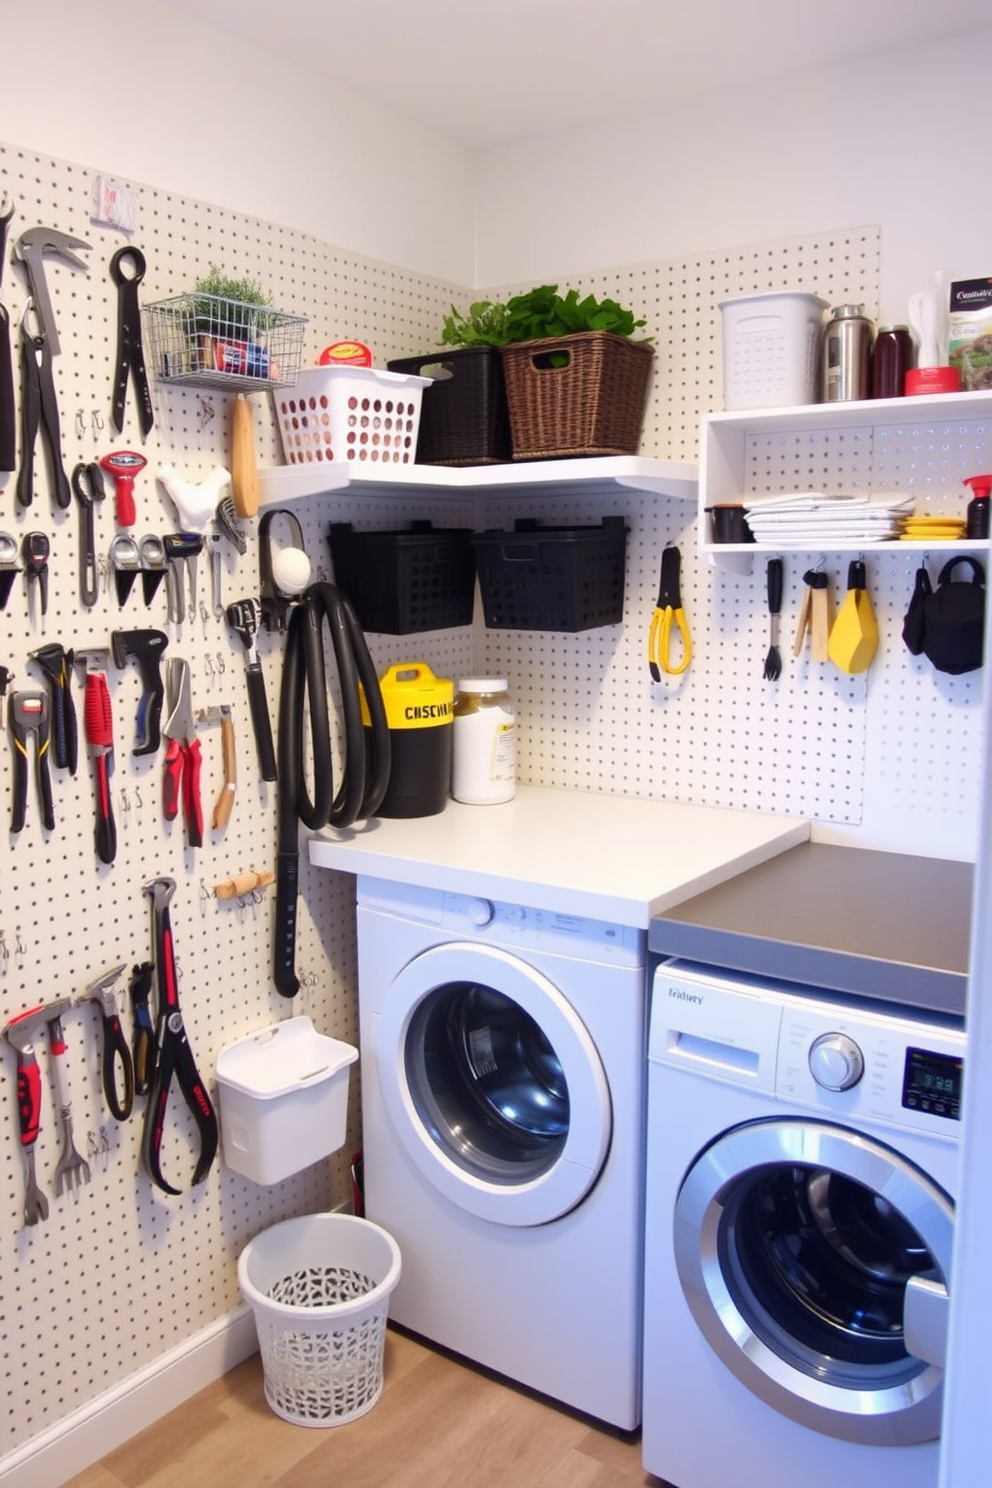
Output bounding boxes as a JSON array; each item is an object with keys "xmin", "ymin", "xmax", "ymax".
[{"xmin": 500, "ymin": 331, "xmax": 654, "ymax": 460}]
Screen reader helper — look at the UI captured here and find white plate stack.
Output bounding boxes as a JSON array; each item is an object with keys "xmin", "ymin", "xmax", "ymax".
[{"xmin": 743, "ymin": 491, "xmax": 916, "ymax": 545}]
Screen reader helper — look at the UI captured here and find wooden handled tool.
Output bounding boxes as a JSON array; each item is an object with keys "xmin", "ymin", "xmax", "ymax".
[{"xmin": 230, "ymin": 394, "xmax": 259, "ymax": 518}]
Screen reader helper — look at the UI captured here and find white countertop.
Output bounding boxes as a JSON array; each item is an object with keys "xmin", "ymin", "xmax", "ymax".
[{"xmin": 308, "ymin": 785, "xmax": 810, "ymax": 927}]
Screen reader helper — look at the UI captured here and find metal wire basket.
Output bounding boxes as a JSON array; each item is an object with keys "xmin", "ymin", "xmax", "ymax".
[{"xmin": 144, "ymin": 293, "xmax": 307, "ymax": 393}]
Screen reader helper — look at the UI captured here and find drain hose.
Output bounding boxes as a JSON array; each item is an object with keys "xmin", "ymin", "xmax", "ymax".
[{"xmin": 274, "ymin": 583, "xmax": 390, "ymax": 996}]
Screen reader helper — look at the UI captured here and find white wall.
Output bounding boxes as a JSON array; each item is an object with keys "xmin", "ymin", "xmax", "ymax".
[
  {"xmin": 0, "ymin": 0, "xmax": 477, "ymax": 287},
  {"xmin": 474, "ymin": 29, "xmax": 992, "ymax": 327}
]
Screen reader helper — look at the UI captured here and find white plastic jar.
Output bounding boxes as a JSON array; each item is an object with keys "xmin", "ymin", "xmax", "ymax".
[{"xmin": 451, "ymin": 678, "xmax": 516, "ymax": 804}]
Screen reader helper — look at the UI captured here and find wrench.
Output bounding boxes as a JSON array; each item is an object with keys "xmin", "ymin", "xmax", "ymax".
[{"xmin": 12, "ymin": 225, "xmax": 90, "ymax": 358}]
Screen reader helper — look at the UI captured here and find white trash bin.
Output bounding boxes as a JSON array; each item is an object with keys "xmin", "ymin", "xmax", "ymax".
[{"xmin": 238, "ymin": 1212, "xmax": 402, "ymax": 1427}]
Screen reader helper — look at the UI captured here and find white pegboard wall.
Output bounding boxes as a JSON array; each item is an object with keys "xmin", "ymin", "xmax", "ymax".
[
  {"xmin": 0, "ymin": 137, "xmax": 476, "ymax": 1462},
  {"xmin": 488, "ymin": 225, "xmax": 881, "ymax": 465}
]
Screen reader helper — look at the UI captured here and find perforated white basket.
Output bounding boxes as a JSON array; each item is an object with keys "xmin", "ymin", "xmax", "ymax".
[
  {"xmin": 719, "ymin": 291, "xmax": 828, "ymax": 409},
  {"xmin": 274, "ymin": 365, "xmax": 430, "ymax": 467},
  {"xmin": 239, "ymin": 1213, "xmax": 402, "ymax": 1427}
]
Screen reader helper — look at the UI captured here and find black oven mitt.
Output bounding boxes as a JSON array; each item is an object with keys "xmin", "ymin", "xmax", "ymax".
[{"xmin": 904, "ymin": 556, "xmax": 985, "ymax": 674}]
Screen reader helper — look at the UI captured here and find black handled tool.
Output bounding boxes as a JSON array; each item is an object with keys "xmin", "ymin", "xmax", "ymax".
[
  {"xmin": 8, "ymin": 690, "xmax": 55, "ymax": 834},
  {"xmin": 109, "ymin": 247, "xmax": 154, "ymax": 438},
  {"xmin": 21, "ymin": 531, "xmax": 50, "ymax": 616},
  {"xmin": 30, "ymin": 642, "xmax": 77, "ymax": 774},
  {"xmin": 226, "ymin": 597, "xmax": 277, "ymax": 781},
  {"xmin": 16, "ymin": 301, "xmax": 71, "ymax": 510},
  {"xmin": 71, "ymin": 461, "xmax": 105, "ymax": 609},
  {"xmin": 0, "ymin": 198, "xmax": 12, "ymax": 472},
  {"xmin": 0, "ymin": 303, "xmax": 14, "ymax": 473},
  {"xmin": 128, "ymin": 961, "xmax": 156, "ymax": 1097},
  {"xmin": 141, "ymin": 877, "xmax": 218, "ymax": 1194},
  {"xmin": 76, "ymin": 964, "xmax": 134, "ymax": 1122},
  {"xmin": 111, "ymin": 628, "xmax": 168, "ymax": 755}
]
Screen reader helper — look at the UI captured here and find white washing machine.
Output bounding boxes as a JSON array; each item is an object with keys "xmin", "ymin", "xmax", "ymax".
[
  {"xmin": 642, "ymin": 959, "xmax": 965, "ymax": 1488},
  {"xmin": 355, "ymin": 875, "xmax": 647, "ymax": 1429}
]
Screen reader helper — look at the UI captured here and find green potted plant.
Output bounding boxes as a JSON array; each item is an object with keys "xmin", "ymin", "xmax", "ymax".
[
  {"xmin": 188, "ymin": 265, "xmax": 276, "ymax": 376},
  {"xmin": 387, "ymin": 298, "xmax": 514, "ymax": 466},
  {"xmin": 497, "ymin": 284, "xmax": 655, "ymax": 460}
]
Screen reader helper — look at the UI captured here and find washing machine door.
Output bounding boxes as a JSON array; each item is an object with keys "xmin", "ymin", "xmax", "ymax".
[
  {"xmin": 374, "ymin": 941, "xmax": 612, "ymax": 1227},
  {"xmin": 673, "ymin": 1118, "xmax": 954, "ymax": 1445}
]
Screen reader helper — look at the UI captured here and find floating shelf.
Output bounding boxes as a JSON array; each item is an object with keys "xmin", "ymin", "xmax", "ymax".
[
  {"xmin": 699, "ymin": 389, "xmax": 992, "ymax": 575},
  {"xmin": 258, "ymin": 454, "xmax": 699, "ymax": 508}
]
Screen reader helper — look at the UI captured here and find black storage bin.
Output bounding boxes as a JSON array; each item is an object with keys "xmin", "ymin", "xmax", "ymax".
[
  {"xmin": 386, "ymin": 348, "xmax": 512, "ymax": 466},
  {"xmin": 328, "ymin": 521, "xmax": 476, "ymax": 635},
  {"xmin": 472, "ymin": 516, "xmax": 629, "ymax": 632}
]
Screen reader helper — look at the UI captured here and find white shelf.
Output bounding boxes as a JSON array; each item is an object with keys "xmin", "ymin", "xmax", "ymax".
[
  {"xmin": 699, "ymin": 389, "xmax": 992, "ymax": 575},
  {"xmin": 258, "ymin": 454, "xmax": 698, "ymax": 508}
]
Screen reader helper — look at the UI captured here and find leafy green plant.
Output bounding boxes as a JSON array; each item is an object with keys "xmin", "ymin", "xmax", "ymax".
[
  {"xmin": 191, "ymin": 265, "xmax": 274, "ymax": 332},
  {"xmin": 439, "ymin": 299, "xmax": 511, "ymax": 348},
  {"xmin": 504, "ymin": 284, "xmax": 650, "ymax": 343}
]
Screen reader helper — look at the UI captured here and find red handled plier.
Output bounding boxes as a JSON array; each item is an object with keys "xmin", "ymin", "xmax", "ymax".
[{"xmin": 162, "ymin": 657, "xmax": 203, "ymax": 848}]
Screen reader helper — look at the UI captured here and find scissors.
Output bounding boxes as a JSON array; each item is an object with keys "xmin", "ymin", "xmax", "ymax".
[{"xmin": 648, "ymin": 544, "xmax": 692, "ymax": 679}]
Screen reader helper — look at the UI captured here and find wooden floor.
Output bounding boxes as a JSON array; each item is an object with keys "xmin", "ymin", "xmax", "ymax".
[{"xmin": 63, "ymin": 1329, "xmax": 666, "ymax": 1488}]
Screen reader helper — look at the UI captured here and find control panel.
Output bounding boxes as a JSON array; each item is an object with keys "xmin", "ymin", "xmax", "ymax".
[{"xmin": 653, "ymin": 959, "xmax": 966, "ymax": 1138}]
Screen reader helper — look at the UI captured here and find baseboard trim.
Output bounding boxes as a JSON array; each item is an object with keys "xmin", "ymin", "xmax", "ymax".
[{"xmin": 0, "ymin": 1306, "xmax": 259, "ymax": 1488}]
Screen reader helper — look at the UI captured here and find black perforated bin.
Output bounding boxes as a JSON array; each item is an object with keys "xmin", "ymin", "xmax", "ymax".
[
  {"xmin": 472, "ymin": 517, "xmax": 629, "ymax": 632},
  {"xmin": 328, "ymin": 521, "xmax": 476, "ymax": 634},
  {"xmin": 386, "ymin": 348, "xmax": 512, "ymax": 466}
]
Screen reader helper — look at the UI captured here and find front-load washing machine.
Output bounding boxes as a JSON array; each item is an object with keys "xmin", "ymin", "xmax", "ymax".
[
  {"xmin": 355, "ymin": 876, "xmax": 647, "ymax": 1429},
  {"xmin": 642, "ymin": 959, "xmax": 965, "ymax": 1488}
]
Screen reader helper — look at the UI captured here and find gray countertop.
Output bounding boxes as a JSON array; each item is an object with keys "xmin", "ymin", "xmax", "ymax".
[{"xmin": 648, "ymin": 842, "xmax": 973, "ymax": 1016}]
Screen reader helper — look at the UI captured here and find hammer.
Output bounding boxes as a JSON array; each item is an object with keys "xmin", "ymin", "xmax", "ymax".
[
  {"xmin": 74, "ymin": 648, "xmax": 116, "ymax": 865},
  {"xmin": 12, "ymin": 225, "xmax": 90, "ymax": 358},
  {"xmin": 2, "ymin": 996, "xmax": 72, "ymax": 1226}
]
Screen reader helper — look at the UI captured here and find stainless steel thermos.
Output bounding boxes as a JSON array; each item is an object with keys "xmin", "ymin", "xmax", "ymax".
[{"xmin": 822, "ymin": 304, "xmax": 874, "ymax": 402}]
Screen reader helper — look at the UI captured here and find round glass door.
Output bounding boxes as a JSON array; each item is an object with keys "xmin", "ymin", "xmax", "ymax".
[
  {"xmin": 674, "ymin": 1119, "xmax": 954, "ymax": 1444},
  {"xmin": 375, "ymin": 941, "xmax": 612, "ymax": 1226}
]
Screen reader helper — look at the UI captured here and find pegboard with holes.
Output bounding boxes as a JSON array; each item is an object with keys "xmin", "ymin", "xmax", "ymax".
[
  {"xmin": 0, "ymin": 136, "xmax": 477, "ymax": 1463},
  {"xmin": 489, "ymin": 225, "xmax": 881, "ymax": 464}
]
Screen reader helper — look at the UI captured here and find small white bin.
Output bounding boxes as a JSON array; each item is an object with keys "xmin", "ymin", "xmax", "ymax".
[
  {"xmin": 216, "ymin": 1017, "xmax": 358, "ymax": 1185},
  {"xmin": 719, "ymin": 291, "xmax": 828, "ymax": 410},
  {"xmin": 274, "ymin": 365, "xmax": 430, "ymax": 467},
  {"xmin": 239, "ymin": 1212, "xmax": 402, "ymax": 1427}
]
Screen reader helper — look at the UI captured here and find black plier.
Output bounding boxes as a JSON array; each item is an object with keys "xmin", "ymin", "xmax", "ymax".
[
  {"xmin": 16, "ymin": 300, "xmax": 71, "ymax": 509},
  {"xmin": 141, "ymin": 876, "xmax": 217, "ymax": 1194},
  {"xmin": 110, "ymin": 247, "xmax": 154, "ymax": 438},
  {"xmin": 75, "ymin": 964, "xmax": 134, "ymax": 1122},
  {"xmin": 648, "ymin": 543, "xmax": 692, "ymax": 679}
]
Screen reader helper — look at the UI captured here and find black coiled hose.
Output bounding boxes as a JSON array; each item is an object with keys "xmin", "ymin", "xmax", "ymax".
[{"xmin": 274, "ymin": 583, "xmax": 390, "ymax": 996}]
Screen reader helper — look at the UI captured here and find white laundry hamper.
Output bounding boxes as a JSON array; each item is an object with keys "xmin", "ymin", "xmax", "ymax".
[{"xmin": 238, "ymin": 1212, "xmax": 402, "ymax": 1427}]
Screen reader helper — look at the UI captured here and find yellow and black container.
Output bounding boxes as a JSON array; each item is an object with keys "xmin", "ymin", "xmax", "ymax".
[{"xmin": 362, "ymin": 662, "xmax": 454, "ymax": 818}]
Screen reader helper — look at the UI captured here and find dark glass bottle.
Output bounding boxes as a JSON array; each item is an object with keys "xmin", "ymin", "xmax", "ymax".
[{"xmin": 872, "ymin": 325, "xmax": 913, "ymax": 399}]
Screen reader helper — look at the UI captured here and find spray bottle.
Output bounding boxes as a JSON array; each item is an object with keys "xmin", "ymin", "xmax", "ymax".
[{"xmin": 964, "ymin": 474, "xmax": 992, "ymax": 539}]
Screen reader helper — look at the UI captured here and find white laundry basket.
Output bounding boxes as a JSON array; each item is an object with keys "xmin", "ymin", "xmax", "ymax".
[
  {"xmin": 238, "ymin": 1212, "xmax": 402, "ymax": 1427},
  {"xmin": 719, "ymin": 291, "xmax": 828, "ymax": 409}
]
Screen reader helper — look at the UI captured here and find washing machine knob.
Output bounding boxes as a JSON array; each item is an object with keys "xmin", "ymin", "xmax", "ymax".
[
  {"xmin": 465, "ymin": 898, "xmax": 495, "ymax": 926},
  {"xmin": 808, "ymin": 1032, "xmax": 865, "ymax": 1091}
]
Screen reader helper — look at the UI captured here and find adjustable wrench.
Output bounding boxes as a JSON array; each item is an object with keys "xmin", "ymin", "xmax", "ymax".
[{"xmin": 12, "ymin": 224, "xmax": 90, "ymax": 358}]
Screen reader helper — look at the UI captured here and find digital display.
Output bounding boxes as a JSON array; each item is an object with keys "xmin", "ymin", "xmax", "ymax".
[{"xmin": 902, "ymin": 1047, "xmax": 963, "ymax": 1120}]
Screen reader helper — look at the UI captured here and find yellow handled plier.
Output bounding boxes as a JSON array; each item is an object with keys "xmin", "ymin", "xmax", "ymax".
[{"xmin": 648, "ymin": 543, "xmax": 692, "ymax": 679}]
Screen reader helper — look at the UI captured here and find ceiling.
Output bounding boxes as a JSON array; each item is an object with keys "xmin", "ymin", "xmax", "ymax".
[{"xmin": 159, "ymin": 0, "xmax": 990, "ymax": 150}]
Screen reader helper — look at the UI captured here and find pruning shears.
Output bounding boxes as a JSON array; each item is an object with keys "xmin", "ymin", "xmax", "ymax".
[{"xmin": 648, "ymin": 543, "xmax": 692, "ymax": 679}]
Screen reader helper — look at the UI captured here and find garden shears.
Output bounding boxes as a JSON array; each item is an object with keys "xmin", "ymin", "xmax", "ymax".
[{"xmin": 648, "ymin": 543, "xmax": 692, "ymax": 679}]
